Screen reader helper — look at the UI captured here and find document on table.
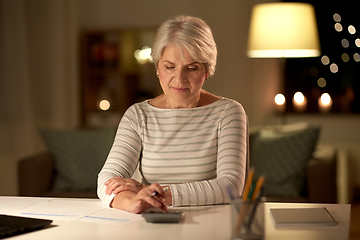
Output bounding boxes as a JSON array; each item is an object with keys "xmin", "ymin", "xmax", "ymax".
[
  {"xmin": 0, "ymin": 196, "xmax": 52, "ymax": 215},
  {"xmin": 0, "ymin": 196, "xmax": 142, "ymax": 225},
  {"xmin": 270, "ymin": 207, "xmax": 338, "ymax": 227},
  {"xmin": 20, "ymin": 198, "xmax": 106, "ymax": 221},
  {"xmin": 80, "ymin": 208, "xmax": 143, "ymax": 225}
]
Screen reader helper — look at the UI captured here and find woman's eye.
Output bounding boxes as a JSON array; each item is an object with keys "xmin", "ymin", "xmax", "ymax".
[
  {"xmin": 166, "ymin": 66, "xmax": 174, "ymax": 70},
  {"xmin": 188, "ymin": 67, "xmax": 197, "ymax": 71}
]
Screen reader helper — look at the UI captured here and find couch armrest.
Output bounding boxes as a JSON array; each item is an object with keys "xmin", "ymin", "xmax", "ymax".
[
  {"xmin": 18, "ymin": 152, "xmax": 55, "ymax": 196},
  {"xmin": 307, "ymin": 146, "xmax": 337, "ymax": 203}
]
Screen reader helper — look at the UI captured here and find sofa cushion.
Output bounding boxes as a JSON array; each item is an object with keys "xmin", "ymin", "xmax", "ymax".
[
  {"xmin": 250, "ymin": 123, "xmax": 320, "ymax": 198},
  {"xmin": 40, "ymin": 127, "xmax": 116, "ymax": 191}
]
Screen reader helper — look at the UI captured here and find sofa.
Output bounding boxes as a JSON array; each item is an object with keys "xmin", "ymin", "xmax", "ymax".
[{"xmin": 17, "ymin": 123, "xmax": 350, "ymax": 203}]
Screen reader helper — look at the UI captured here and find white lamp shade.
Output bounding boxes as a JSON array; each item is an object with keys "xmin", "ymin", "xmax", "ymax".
[{"xmin": 247, "ymin": 2, "xmax": 321, "ymax": 58}]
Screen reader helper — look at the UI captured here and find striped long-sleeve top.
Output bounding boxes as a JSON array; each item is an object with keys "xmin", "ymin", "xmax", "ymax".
[{"xmin": 97, "ymin": 97, "xmax": 248, "ymax": 207}]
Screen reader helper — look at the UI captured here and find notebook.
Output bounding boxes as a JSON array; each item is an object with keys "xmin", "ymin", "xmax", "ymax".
[
  {"xmin": 270, "ymin": 208, "xmax": 338, "ymax": 227},
  {"xmin": 0, "ymin": 214, "xmax": 52, "ymax": 239}
]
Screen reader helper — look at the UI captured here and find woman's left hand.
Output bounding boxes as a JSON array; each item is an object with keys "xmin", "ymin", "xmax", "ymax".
[
  {"xmin": 104, "ymin": 177, "xmax": 145, "ymax": 196},
  {"xmin": 110, "ymin": 183, "xmax": 168, "ymax": 214}
]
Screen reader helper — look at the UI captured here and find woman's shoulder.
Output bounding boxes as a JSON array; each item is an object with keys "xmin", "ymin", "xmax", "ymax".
[
  {"xmin": 122, "ymin": 100, "xmax": 152, "ymax": 117},
  {"xmin": 217, "ymin": 97, "xmax": 245, "ymax": 109}
]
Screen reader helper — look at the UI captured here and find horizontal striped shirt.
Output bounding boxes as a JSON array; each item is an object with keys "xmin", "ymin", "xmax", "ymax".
[{"xmin": 97, "ymin": 97, "xmax": 248, "ymax": 207}]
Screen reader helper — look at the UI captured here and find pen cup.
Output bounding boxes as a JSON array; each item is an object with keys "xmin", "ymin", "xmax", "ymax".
[{"xmin": 230, "ymin": 198, "xmax": 265, "ymax": 240}]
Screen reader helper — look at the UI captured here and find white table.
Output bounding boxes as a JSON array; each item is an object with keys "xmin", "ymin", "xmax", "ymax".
[{"xmin": 3, "ymin": 198, "xmax": 350, "ymax": 240}]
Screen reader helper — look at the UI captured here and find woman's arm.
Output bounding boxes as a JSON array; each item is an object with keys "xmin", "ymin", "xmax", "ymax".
[
  {"xmin": 98, "ymin": 104, "xmax": 173, "ymax": 212},
  {"xmin": 110, "ymin": 183, "xmax": 168, "ymax": 214},
  {"xmin": 104, "ymin": 177, "xmax": 173, "ymax": 206},
  {"xmin": 97, "ymin": 106, "xmax": 143, "ymax": 207},
  {"xmin": 168, "ymin": 101, "xmax": 248, "ymax": 206}
]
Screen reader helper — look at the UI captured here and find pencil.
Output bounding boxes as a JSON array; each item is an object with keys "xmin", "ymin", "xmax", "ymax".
[
  {"xmin": 251, "ymin": 175, "xmax": 265, "ymax": 201},
  {"xmin": 234, "ymin": 168, "xmax": 255, "ymax": 236},
  {"xmin": 242, "ymin": 168, "xmax": 254, "ymax": 201}
]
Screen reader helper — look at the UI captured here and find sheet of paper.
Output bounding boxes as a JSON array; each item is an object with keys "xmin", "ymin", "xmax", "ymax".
[
  {"xmin": 79, "ymin": 208, "xmax": 143, "ymax": 225},
  {"xmin": 0, "ymin": 196, "xmax": 53, "ymax": 215},
  {"xmin": 0, "ymin": 197, "xmax": 143, "ymax": 225},
  {"xmin": 19, "ymin": 199, "xmax": 106, "ymax": 221}
]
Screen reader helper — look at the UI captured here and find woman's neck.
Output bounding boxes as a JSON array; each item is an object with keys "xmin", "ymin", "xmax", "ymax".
[{"xmin": 149, "ymin": 90, "xmax": 220, "ymax": 109}]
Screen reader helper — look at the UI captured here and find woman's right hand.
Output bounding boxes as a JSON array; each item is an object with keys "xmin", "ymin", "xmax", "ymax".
[
  {"xmin": 104, "ymin": 177, "xmax": 145, "ymax": 196},
  {"xmin": 111, "ymin": 183, "xmax": 168, "ymax": 214}
]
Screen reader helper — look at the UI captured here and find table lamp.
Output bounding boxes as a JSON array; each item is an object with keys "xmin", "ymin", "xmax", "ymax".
[{"xmin": 247, "ymin": 2, "xmax": 321, "ymax": 114}]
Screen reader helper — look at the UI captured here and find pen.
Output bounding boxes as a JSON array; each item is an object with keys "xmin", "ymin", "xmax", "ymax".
[
  {"xmin": 150, "ymin": 186, "xmax": 169, "ymax": 212},
  {"xmin": 150, "ymin": 186, "xmax": 169, "ymax": 197}
]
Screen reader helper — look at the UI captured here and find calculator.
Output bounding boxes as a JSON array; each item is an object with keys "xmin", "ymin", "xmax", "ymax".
[{"xmin": 141, "ymin": 210, "xmax": 183, "ymax": 223}]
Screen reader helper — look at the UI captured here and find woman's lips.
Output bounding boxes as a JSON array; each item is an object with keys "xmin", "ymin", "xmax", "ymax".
[{"xmin": 172, "ymin": 87, "xmax": 188, "ymax": 92}]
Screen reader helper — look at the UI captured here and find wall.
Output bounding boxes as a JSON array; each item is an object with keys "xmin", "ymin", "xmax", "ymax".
[{"xmin": 1, "ymin": 0, "xmax": 359, "ymax": 197}]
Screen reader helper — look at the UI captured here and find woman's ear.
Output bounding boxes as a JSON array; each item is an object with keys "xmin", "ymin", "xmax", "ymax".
[{"xmin": 156, "ymin": 64, "xmax": 159, "ymax": 77}]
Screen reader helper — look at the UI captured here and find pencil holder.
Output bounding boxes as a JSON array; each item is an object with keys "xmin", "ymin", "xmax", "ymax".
[{"xmin": 230, "ymin": 198, "xmax": 265, "ymax": 240}]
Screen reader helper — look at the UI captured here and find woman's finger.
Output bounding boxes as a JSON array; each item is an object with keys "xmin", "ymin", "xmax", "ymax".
[
  {"xmin": 105, "ymin": 177, "xmax": 144, "ymax": 195},
  {"xmin": 105, "ymin": 179, "xmax": 123, "ymax": 195},
  {"xmin": 142, "ymin": 184, "xmax": 168, "ymax": 211}
]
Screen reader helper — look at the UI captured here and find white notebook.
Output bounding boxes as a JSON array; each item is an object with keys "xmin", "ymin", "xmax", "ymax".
[{"xmin": 270, "ymin": 207, "xmax": 338, "ymax": 227}]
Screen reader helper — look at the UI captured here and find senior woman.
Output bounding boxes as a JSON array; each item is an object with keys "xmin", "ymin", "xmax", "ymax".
[{"xmin": 97, "ymin": 15, "xmax": 248, "ymax": 214}]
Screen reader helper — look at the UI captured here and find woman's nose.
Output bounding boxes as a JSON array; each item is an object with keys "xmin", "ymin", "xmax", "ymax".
[{"xmin": 174, "ymin": 69, "xmax": 187, "ymax": 82}]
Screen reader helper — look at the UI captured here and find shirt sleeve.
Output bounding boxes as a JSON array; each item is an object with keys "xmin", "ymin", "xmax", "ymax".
[
  {"xmin": 168, "ymin": 101, "xmax": 248, "ymax": 206},
  {"xmin": 97, "ymin": 106, "xmax": 142, "ymax": 207}
]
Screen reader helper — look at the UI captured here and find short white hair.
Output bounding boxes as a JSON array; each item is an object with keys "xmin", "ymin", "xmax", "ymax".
[{"xmin": 151, "ymin": 15, "xmax": 217, "ymax": 76}]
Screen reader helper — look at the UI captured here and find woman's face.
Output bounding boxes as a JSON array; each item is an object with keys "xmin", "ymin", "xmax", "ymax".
[{"xmin": 157, "ymin": 45, "xmax": 208, "ymax": 105}]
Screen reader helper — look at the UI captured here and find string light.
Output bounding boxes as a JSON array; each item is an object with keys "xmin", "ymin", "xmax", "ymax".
[
  {"xmin": 355, "ymin": 39, "xmax": 360, "ymax": 47},
  {"xmin": 335, "ymin": 23, "xmax": 343, "ymax": 32},
  {"xmin": 348, "ymin": 25, "xmax": 356, "ymax": 34},
  {"xmin": 333, "ymin": 13, "xmax": 341, "ymax": 22},
  {"xmin": 330, "ymin": 63, "xmax": 338, "ymax": 73},
  {"xmin": 321, "ymin": 55, "xmax": 330, "ymax": 65},
  {"xmin": 354, "ymin": 53, "xmax": 360, "ymax": 62},
  {"xmin": 341, "ymin": 39, "xmax": 349, "ymax": 48},
  {"xmin": 342, "ymin": 53, "xmax": 350, "ymax": 62},
  {"xmin": 317, "ymin": 78, "xmax": 326, "ymax": 88}
]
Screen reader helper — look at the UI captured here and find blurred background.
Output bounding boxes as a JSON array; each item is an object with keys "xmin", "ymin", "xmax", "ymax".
[{"xmin": 1, "ymin": 0, "xmax": 359, "ymax": 202}]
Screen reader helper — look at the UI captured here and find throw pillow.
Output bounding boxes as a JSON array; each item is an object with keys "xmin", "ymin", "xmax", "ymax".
[
  {"xmin": 250, "ymin": 123, "xmax": 320, "ymax": 198},
  {"xmin": 40, "ymin": 127, "xmax": 116, "ymax": 191}
]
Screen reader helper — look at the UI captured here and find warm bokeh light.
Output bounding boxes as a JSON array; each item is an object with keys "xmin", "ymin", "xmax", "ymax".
[
  {"xmin": 134, "ymin": 46, "xmax": 153, "ymax": 64},
  {"xmin": 335, "ymin": 23, "xmax": 343, "ymax": 32},
  {"xmin": 330, "ymin": 63, "xmax": 338, "ymax": 73},
  {"xmin": 354, "ymin": 53, "xmax": 360, "ymax": 62},
  {"xmin": 342, "ymin": 53, "xmax": 350, "ymax": 62},
  {"xmin": 333, "ymin": 13, "xmax": 341, "ymax": 22},
  {"xmin": 274, "ymin": 93, "xmax": 286, "ymax": 105},
  {"xmin": 341, "ymin": 39, "xmax": 349, "ymax": 48},
  {"xmin": 356, "ymin": 39, "xmax": 360, "ymax": 47},
  {"xmin": 293, "ymin": 92, "xmax": 307, "ymax": 112},
  {"xmin": 293, "ymin": 92, "xmax": 305, "ymax": 104},
  {"xmin": 317, "ymin": 78, "xmax": 326, "ymax": 88},
  {"xmin": 320, "ymin": 93, "xmax": 331, "ymax": 105},
  {"xmin": 348, "ymin": 25, "xmax": 356, "ymax": 34},
  {"xmin": 99, "ymin": 100, "xmax": 110, "ymax": 111},
  {"xmin": 318, "ymin": 93, "xmax": 332, "ymax": 113},
  {"xmin": 321, "ymin": 55, "xmax": 330, "ymax": 65}
]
